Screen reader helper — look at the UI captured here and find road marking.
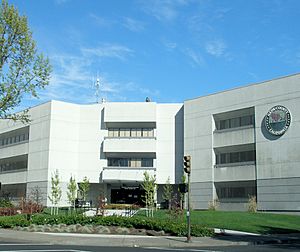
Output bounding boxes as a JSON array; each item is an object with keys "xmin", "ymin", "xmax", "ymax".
[
  {"xmin": 0, "ymin": 244, "xmax": 51, "ymax": 246},
  {"xmin": 0, "ymin": 246, "xmax": 91, "ymax": 252},
  {"xmin": 0, "ymin": 250, "xmax": 90, "ymax": 252},
  {"xmin": 37, "ymin": 232, "xmax": 159, "ymax": 239},
  {"xmin": 144, "ymin": 248, "xmax": 223, "ymax": 252}
]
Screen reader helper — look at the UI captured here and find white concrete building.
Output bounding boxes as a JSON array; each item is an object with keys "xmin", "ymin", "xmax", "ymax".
[
  {"xmin": 185, "ymin": 73, "xmax": 300, "ymax": 211},
  {"xmin": 1, "ymin": 73, "xmax": 300, "ymax": 212},
  {"xmin": 0, "ymin": 101, "xmax": 184, "ymax": 207}
]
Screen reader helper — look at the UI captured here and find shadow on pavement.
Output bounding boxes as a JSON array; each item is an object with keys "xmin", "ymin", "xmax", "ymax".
[{"xmin": 213, "ymin": 229, "xmax": 300, "ymax": 247}]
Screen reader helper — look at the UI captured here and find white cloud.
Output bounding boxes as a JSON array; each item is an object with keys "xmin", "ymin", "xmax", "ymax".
[
  {"xmin": 162, "ymin": 39, "xmax": 177, "ymax": 50},
  {"xmin": 81, "ymin": 44, "xmax": 134, "ymax": 60},
  {"xmin": 184, "ymin": 48, "xmax": 204, "ymax": 67},
  {"xmin": 140, "ymin": 0, "xmax": 189, "ymax": 22},
  {"xmin": 97, "ymin": 79, "xmax": 160, "ymax": 102},
  {"xmin": 38, "ymin": 54, "xmax": 95, "ymax": 103},
  {"xmin": 123, "ymin": 17, "xmax": 145, "ymax": 32},
  {"xmin": 34, "ymin": 47, "xmax": 158, "ymax": 104},
  {"xmin": 89, "ymin": 13, "xmax": 114, "ymax": 27},
  {"xmin": 205, "ymin": 40, "xmax": 227, "ymax": 57}
]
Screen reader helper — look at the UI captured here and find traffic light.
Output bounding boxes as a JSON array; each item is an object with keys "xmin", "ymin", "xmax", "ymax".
[{"xmin": 183, "ymin": 155, "xmax": 191, "ymax": 174}]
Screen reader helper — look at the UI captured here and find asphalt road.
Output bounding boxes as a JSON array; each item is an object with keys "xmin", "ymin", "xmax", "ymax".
[{"xmin": 0, "ymin": 243, "xmax": 299, "ymax": 252}]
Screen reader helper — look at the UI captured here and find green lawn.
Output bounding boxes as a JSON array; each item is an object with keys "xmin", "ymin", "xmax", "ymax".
[{"xmin": 138, "ymin": 210, "xmax": 300, "ymax": 234}]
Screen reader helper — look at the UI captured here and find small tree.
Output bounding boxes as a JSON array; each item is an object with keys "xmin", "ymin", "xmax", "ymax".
[
  {"xmin": 163, "ymin": 176, "xmax": 173, "ymax": 210},
  {"xmin": 79, "ymin": 176, "xmax": 90, "ymax": 202},
  {"xmin": 141, "ymin": 171, "xmax": 156, "ymax": 217},
  {"xmin": 67, "ymin": 175, "xmax": 77, "ymax": 211},
  {"xmin": 30, "ymin": 186, "xmax": 43, "ymax": 205},
  {"xmin": 247, "ymin": 195, "xmax": 257, "ymax": 213},
  {"xmin": 48, "ymin": 170, "xmax": 62, "ymax": 215}
]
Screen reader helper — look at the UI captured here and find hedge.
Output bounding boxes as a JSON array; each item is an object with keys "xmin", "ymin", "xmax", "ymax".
[{"xmin": 0, "ymin": 214, "xmax": 214, "ymax": 237}]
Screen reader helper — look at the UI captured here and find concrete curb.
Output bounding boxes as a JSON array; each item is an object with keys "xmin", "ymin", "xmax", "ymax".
[{"xmin": 1, "ymin": 228, "xmax": 300, "ymax": 247}]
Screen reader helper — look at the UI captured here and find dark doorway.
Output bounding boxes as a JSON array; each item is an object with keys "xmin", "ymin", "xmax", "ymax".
[{"xmin": 111, "ymin": 187, "xmax": 144, "ymax": 206}]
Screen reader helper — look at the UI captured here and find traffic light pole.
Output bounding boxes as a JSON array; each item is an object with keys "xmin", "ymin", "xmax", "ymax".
[
  {"xmin": 187, "ymin": 172, "xmax": 191, "ymax": 242},
  {"xmin": 183, "ymin": 155, "xmax": 192, "ymax": 242}
]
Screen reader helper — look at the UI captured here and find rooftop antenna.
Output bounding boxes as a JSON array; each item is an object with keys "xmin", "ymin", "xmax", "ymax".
[
  {"xmin": 94, "ymin": 75, "xmax": 100, "ymax": 103},
  {"xmin": 93, "ymin": 72, "xmax": 107, "ymax": 103}
]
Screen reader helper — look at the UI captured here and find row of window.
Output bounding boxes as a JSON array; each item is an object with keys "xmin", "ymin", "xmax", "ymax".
[
  {"xmin": 0, "ymin": 133, "xmax": 29, "ymax": 148},
  {"xmin": 107, "ymin": 158, "xmax": 153, "ymax": 168},
  {"xmin": 0, "ymin": 160, "xmax": 28, "ymax": 173},
  {"xmin": 108, "ymin": 128, "xmax": 154, "ymax": 138},
  {"xmin": 216, "ymin": 186, "xmax": 256, "ymax": 199},
  {"xmin": 216, "ymin": 115, "xmax": 254, "ymax": 130},
  {"xmin": 216, "ymin": 150, "xmax": 256, "ymax": 165}
]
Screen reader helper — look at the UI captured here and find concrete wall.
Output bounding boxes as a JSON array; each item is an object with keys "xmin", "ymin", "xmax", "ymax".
[
  {"xmin": 0, "ymin": 100, "xmax": 183, "ymax": 207},
  {"xmin": 185, "ymin": 73, "xmax": 300, "ymax": 211},
  {"xmin": 47, "ymin": 101, "xmax": 106, "ymax": 206},
  {"xmin": 156, "ymin": 104, "xmax": 184, "ymax": 184}
]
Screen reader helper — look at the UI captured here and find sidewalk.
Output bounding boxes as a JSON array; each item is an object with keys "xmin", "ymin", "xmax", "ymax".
[{"xmin": 0, "ymin": 228, "xmax": 299, "ymax": 248}]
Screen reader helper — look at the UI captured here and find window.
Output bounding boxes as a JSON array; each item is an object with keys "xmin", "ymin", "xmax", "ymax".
[
  {"xmin": 142, "ymin": 158, "xmax": 153, "ymax": 167},
  {"xmin": 119, "ymin": 129, "xmax": 126, "ymax": 138},
  {"xmin": 216, "ymin": 186, "xmax": 256, "ymax": 199},
  {"xmin": 0, "ymin": 155, "xmax": 28, "ymax": 173},
  {"xmin": 142, "ymin": 128, "xmax": 154, "ymax": 137},
  {"xmin": 107, "ymin": 158, "xmax": 153, "ymax": 168},
  {"xmin": 0, "ymin": 127, "xmax": 30, "ymax": 148},
  {"xmin": 107, "ymin": 128, "xmax": 154, "ymax": 138},
  {"xmin": 216, "ymin": 150, "xmax": 256, "ymax": 165},
  {"xmin": 217, "ymin": 115, "xmax": 254, "ymax": 130}
]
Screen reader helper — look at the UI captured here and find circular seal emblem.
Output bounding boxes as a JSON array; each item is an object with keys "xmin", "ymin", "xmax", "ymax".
[{"xmin": 265, "ymin": 105, "xmax": 291, "ymax": 136}]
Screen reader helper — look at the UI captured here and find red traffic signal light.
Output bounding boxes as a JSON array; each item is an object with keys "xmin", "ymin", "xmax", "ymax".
[{"xmin": 183, "ymin": 155, "xmax": 191, "ymax": 174}]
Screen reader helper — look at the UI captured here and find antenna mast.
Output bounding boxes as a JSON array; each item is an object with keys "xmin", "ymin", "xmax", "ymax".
[{"xmin": 95, "ymin": 77, "xmax": 100, "ymax": 103}]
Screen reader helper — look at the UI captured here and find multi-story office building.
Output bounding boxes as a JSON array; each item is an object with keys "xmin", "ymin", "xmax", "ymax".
[
  {"xmin": 0, "ymin": 101, "xmax": 184, "ymax": 206},
  {"xmin": 185, "ymin": 73, "xmax": 300, "ymax": 211},
  {"xmin": 0, "ymin": 73, "xmax": 299, "ymax": 211}
]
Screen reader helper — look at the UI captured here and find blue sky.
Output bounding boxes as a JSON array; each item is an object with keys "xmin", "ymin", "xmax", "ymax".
[{"xmin": 10, "ymin": 0, "xmax": 300, "ymax": 107}]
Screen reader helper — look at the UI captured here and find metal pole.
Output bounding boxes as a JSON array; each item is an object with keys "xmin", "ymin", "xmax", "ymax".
[{"xmin": 187, "ymin": 172, "xmax": 191, "ymax": 242}]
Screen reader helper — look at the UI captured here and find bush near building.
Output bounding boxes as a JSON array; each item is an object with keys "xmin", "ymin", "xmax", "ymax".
[{"xmin": 0, "ymin": 214, "xmax": 213, "ymax": 237}]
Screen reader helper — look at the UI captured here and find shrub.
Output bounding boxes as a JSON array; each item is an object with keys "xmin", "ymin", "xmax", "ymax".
[
  {"xmin": 208, "ymin": 199, "xmax": 220, "ymax": 211},
  {"xmin": 19, "ymin": 198, "xmax": 44, "ymax": 214},
  {"xmin": 0, "ymin": 215, "xmax": 29, "ymax": 228},
  {"xmin": 0, "ymin": 207, "xmax": 18, "ymax": 216},
  {"xmin": 0, "ymin": 199, "xmax": 13, "ymax": 208},
  {"xmin": 247, "ymin": 196, "xmax": 257, "ymax": 213},
  {"xmin": 0, "ymin": 213, "xmax": 214, "ymax": 237}
]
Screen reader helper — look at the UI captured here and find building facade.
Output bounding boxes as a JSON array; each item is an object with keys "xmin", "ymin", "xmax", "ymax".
[
  {"xmin": 0, "ymin": 73, "xmax": 299, "ymax": 211},
  {"xmin": 0, "ymin": 101, "xmax": 184, "ymax": 207},
  {"xmin": 185, "ymin": 73, "xmax": 300, "ymax": 211}
]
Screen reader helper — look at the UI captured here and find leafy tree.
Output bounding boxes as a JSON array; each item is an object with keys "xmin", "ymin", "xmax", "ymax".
[
  {"xmin": 79, "ymin": 176, "xmax": 90, "ymax": 202},
  {"xmin": 141, "ymin": 171, "xmax": 156, "ymax": 217},
  {"xmin": 67, "ymin": 175, "xmax": 77, "ymax": 211},
  {"xmin": 0, "ymin": 0, "xmax": 51, "ymax": 122},
  {"xmin": 163, "ymin": 176, "xmax": 173, "ymax": 210},
  {"xmin": 48, "ymin": 170, "xmax": 62, "ymax": 215}
]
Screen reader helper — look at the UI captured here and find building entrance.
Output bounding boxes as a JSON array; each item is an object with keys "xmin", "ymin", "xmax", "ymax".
[{"xmin": 111, "ymin": 186, "xmax": 144, "ymax": 206}]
